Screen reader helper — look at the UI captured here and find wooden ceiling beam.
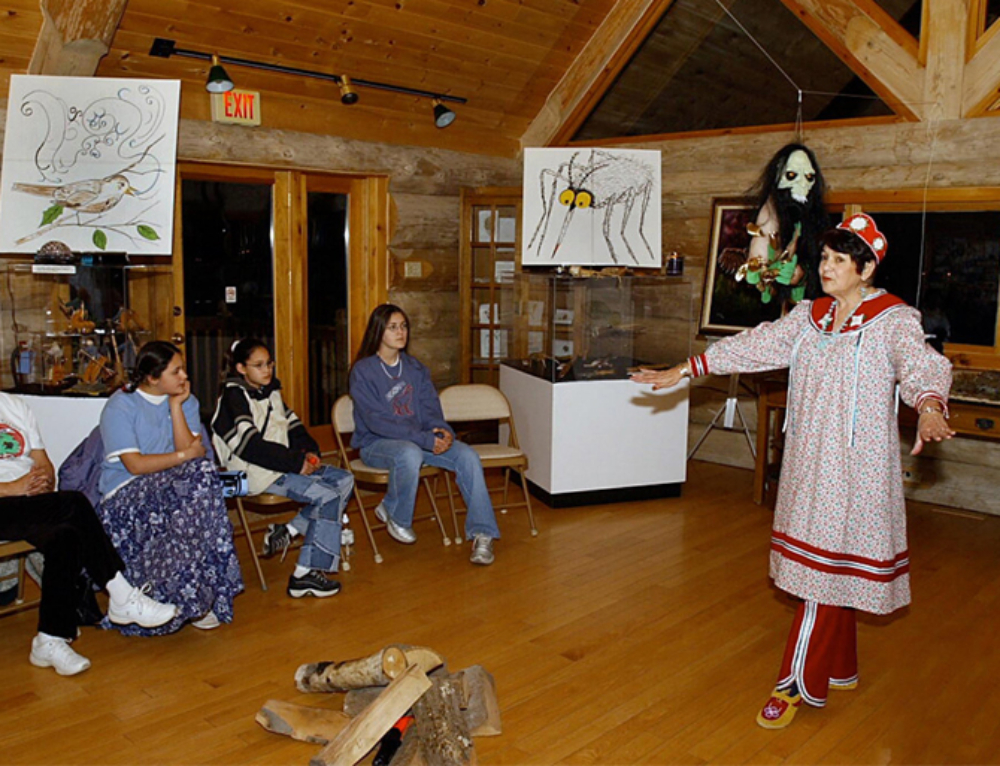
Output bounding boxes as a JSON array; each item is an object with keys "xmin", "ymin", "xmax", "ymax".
[
  {"xmin": 964, "ymin": 5, "xmax": 1000, "ymax": 116},
  {"xmin": 29, "ymin": 0, "xmax": 129, "ymax": 76},
  {"xmin": 520, "ymin": 0, "xmax": 673, "ymax": 149},
  {"xmin": 776, "ymin": 0, "xmax": 923, "ymax": 121}
]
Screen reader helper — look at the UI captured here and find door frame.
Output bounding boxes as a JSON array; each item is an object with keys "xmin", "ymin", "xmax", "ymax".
[{"xmin": 173, "ymin": 162, "xmax": 389, "ymax": 437}]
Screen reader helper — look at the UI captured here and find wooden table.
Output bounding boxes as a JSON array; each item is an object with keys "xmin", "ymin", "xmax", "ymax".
[{"xmin": 753, "ymin": 380, "xmax": 1000, "ymax": 505}]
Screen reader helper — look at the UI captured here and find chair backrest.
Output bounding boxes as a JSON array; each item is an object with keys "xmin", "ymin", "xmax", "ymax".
[
  {"xmin": 439, "ymin": 384, "xmax": 511, "ymax": 423},
  {"xmin": 332, "ymin": 395, "xmax": 356, "ymax": 434}
]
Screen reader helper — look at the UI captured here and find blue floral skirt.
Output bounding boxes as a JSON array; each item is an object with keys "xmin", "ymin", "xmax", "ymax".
[{"xmin": 97, "ymin": 458, "xmax": 244, "ymax": 636}]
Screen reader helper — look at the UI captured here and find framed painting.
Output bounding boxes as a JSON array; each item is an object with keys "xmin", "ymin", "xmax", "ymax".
[{"xmin": 699, "ymin": 198, "xmax": 783, "ymax": 336}]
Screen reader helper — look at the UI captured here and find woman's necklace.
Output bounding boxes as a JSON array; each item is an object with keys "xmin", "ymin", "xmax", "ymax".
[
  {"xmin": 817, "ymin": 293, "xmax": 873, "ymax": 349},
  {"xmin": 379, "ymin": 355, "xmax": 403, "ymax": 380}
]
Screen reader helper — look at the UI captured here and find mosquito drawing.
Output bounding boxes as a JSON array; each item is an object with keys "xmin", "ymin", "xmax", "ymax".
[{"xmin": 527, "ymin": 149, "xmax": 656, "ymax": 264}]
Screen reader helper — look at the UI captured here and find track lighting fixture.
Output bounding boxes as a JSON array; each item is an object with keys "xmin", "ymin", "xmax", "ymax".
[
  {"xmin": 433, "ymin": 99, "xmax": 456, "ymax": 129},
  {"xmin": 150, "ymin": 38, "xmax": 464, "ymax": 126},
  {"xmin": 206, "ymin": 55, "xmax": 234, "ymax": 94},
  {"xmin": 339, "ymin": 75, "xmax": 359, "ymax": 105}
]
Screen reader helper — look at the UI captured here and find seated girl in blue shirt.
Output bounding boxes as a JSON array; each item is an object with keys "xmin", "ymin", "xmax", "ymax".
[
  {"xmin": 350, "ymin": 304, "xmax": 500, "ymax": 565},
  {"xmin": 212, "ymin": 338, "xmax": 352, "ymax": 598},
  {"xmin": 98, "ymin": 341, "xmax": 243, "ymax": 634}
]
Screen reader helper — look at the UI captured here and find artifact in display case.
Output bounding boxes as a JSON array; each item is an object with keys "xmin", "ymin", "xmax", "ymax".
[
  {"xmin": 501, "ymin": 271, "xmax": 692, "ymax": 383},
  {"xmin": 0, "ymin": 253, "xmax": 166, "ymax": 396}
]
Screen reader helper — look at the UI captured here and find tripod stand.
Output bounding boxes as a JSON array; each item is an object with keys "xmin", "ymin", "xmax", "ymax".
[{"xmin": 688, "ymin": 373, "xmax": 756, "ymax": 461}]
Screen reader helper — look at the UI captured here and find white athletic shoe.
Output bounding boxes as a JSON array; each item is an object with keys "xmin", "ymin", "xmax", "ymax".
[
  {"xmin": 107, "ymin": 583, "xmax": 178, "ymax": 628},
  {"xmin": 30, "ymin": 634, "xmax": 91, "ymax": 676}
]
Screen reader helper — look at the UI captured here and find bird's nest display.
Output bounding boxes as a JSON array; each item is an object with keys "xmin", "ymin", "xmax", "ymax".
[{"xmin": 506, "ymin": 316, "xmax": 654, "ymax": 382}]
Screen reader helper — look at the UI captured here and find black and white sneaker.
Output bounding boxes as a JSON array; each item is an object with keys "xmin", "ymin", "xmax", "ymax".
[
  {"xmin": 262, "ymin": 523, "xmax": 292, "ymax": 559},
  {"xmin": 287, "ymin": 570, "xmax": 342, "ymax": 598}
]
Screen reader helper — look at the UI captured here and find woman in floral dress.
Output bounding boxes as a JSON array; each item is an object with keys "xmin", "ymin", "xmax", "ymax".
[
  {"xmin": 98, "ymin": 341, "xmax": 243, "ymax": 636},
  {"xmin": 633, "ymin": 213, "xmax": 954, "ymax": 729}
]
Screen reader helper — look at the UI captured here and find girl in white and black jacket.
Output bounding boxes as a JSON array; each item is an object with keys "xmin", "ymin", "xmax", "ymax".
[{"xmin": 211, "ymin": 338, "xmax": 353, "ymax": 598}]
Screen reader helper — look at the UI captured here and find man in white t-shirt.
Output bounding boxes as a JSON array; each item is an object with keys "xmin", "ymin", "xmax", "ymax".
[{"xmin": 0, "ymin": 393, "xmax": 178, "ymax": 675}]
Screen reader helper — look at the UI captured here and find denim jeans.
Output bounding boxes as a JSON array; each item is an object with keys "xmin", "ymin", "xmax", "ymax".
[
  {"xmin": 360, "ymin": 439, "xmax": 500, "ymax": 539},
  {"xmin": 265, "ymin": 464, "xmax": 353, "ymax": 572}
]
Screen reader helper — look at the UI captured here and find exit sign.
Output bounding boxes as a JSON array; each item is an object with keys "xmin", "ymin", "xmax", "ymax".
[{"xmin": 210, "ymin": 89, "xmax": 261, "ymax": 126}]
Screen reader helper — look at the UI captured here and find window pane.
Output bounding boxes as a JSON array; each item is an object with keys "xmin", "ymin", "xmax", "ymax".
[
  {"xmin": 181, "ymin": 180, "xmax": 274, "ymax": 422},
  {"xmin": 873, "ymin": 211, "xmax": 1000, "ymax": 348}
]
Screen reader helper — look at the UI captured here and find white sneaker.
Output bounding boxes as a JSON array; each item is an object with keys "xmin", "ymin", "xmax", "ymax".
[
  {"xmin": 191, "ymin": 611, "xmax": 221, "ymax": 630},
  {"xmin": 107, "ymin": 583, "xmax": 178, "ymax": 628},
  {"xmin": 30, "ymin": 634, "xmax": 91, "ymax": 676},
  {"xmin": 375, "ymin": 503, "xmax": 417, "ymax": 544},
  {"xmin": 470, "ymin": 534, "xmax": 495, "ymax": 566}
]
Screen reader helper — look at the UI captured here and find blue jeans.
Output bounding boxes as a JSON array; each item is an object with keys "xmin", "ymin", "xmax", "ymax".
[
  {"xmin": 360, "ymin": 439, "xmax": 500, "ymax": 539},
  {"xmin": 265, "ymin": 465, "xmax": 353, "ymax": 573}
]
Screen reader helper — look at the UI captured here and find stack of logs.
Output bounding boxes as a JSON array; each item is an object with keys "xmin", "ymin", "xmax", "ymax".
[{"xmin": 256, "ymin": 644, "xmax": 500, "ymax": 766}]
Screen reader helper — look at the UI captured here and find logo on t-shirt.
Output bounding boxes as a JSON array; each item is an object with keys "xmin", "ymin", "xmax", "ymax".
[
  {"xmin": 0, "ymin": 422, "xmax": 26, "ymax": 459},
  {"xmin": 387, "ymin": 383, "xmax": 415, "ymax": 417}
]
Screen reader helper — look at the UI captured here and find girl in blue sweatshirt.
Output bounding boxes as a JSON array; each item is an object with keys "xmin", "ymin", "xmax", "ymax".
[{"xmin": 350, "ymin": 304, "xmax": 499, "ymax": 565}]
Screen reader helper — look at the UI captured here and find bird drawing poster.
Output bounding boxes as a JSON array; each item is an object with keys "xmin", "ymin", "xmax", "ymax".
[
  {"xmin": 522, "ymin": 147, "xmax": 661, "ymax": 268},
  {"xmin": 0, "ymin": 75, "xmax": 180, "ymax": 254}
]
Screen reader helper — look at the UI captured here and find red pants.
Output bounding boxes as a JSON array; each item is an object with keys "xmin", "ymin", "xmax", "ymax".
[{"xmin": 776, "ymin": 601, "xmax": 857, "ymax": 706}]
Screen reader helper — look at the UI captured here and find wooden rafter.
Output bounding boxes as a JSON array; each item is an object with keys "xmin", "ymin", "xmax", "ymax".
[
  {"xmin": 29, "ymin": 0, "xmax": 129, "ymax": 76},
  {"xmin": 776, "ymin": 0, "xmax": 923, "ymax": 121},
  {"xmin": 520, "ymin": 0, "xmax": 673, "ymax": 148}
]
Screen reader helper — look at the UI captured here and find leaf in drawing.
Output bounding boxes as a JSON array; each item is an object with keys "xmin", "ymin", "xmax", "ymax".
[
  {"xmin": 137, "ymin": 225, "xmax": 159, "ymax": 241},
  {"xmin": 93, "ymin": 229, "xmax": 107, "ymax": 250},
  {"xmin": 40, "ymin": 204, "xmax": 63, "ymax": 226}
]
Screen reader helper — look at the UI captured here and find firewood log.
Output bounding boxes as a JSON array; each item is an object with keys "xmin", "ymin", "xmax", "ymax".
[
  {"xmin": 458, "ymin": 666, "xmax": 501, "ymax": 737},
  {"xmin": 255, "ymin": 699, "xmax": 351, "ymax": 744},
  {"xmin": 296, "ymin": 645, "xmax": 445, "ymax": 693},
  {"xmin": 412, "ymin": 676, "xmax": 475, "ymax": 766},
  {"xmin": 343, "ymin": 667, "xmax": 499, "ymax": 736},
  {"xmin": 310, "ymin": 663, "xmax": 432, "ymax": 766}
]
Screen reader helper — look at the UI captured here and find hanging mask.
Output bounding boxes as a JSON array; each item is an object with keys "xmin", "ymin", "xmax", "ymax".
[{"xmin": 777, "ymin": 150, "xmax": 816, "ymax": 204}]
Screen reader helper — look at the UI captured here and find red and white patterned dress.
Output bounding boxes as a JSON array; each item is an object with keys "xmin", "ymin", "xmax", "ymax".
[{"xmin": 689, "ymin": 293, "xmax": 952, "ymax": 615}]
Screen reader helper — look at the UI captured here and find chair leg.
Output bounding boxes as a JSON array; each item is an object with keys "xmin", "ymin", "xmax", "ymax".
[
  {"xmin": 236, "ymin": 498, "xmax": 268, "ymax": 591},
  {"xmin": 350, "ymin": 486, "xmax": 384, "ymax": 564},
  {"xmin": 16, "ymin": 554, "xmax": 26, "ymax": 604},
  {"xmin": 421, "ymin": 477, "xmax": 451, "ymax": 547},
  {"xmin": 501, "ymin": 468, "xmax": 511, "ymax": 513},
  {"xmin": 519, "ymin": 468, "xmax": 539, "ymax": 537},
  {"xmin": 444, "ymin": 473, "xmax": 462, "ymax": 544}
]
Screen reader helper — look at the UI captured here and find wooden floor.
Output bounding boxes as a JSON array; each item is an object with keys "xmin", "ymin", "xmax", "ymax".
[{"xmin": 3, "ymin": 461, "xmax": 1000, "ymax": 765}]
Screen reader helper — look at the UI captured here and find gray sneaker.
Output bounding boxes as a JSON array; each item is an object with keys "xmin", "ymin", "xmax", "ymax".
[
  {"xmin": 470, "ymin": 534, "xmax": 495, "ymax": 566},
  {"xmin": 262, "ymin": 523, "xmax": 292, "ymax": 560},
  {"xmin": 375, "ymin": 503, "xmax": 416, "ymax": 544}
]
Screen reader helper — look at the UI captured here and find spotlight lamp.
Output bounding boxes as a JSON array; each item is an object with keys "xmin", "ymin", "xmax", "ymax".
[
  {"xmin": 339, "ymin": 75, "xmax": 359, "ymax": 105},
  {"xmin": 149, "ymin": 39, "xmax": 465, "ymax": 123},
  {"xmin": 206, "ymin": 54, "xmax": 234, "ymax": 94},
  {"xmin": 433, "ymin": 98, "xmax": 456, "ymax": 129}
]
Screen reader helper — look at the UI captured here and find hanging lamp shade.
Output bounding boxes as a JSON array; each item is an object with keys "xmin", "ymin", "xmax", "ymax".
[{"xmin": 206, "ymin": 55, "xmax": 234, "ymax": 93}]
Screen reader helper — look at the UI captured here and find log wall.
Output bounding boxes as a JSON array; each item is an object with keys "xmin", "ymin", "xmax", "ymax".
[{"xmin": 616, "ymin": 117, "xmax": 1000, "ymax": 515}]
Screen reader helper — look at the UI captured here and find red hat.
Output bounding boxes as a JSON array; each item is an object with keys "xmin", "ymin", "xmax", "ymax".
[{"xmin": 836, "ymin": 213, "xmax": 887, "ymax": 262}]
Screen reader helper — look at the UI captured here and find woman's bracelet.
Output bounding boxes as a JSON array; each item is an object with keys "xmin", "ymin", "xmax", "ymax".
[
  {"xmin": 919, "ymin": 405, "xmax": 943, "ymax": 416},
  {"xmin": 679, "ymin": 365, "xmax": 691, "ymax": 378}
]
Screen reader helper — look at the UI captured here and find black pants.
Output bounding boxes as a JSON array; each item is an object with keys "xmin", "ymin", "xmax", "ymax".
[{"xmin": 0, "ymin": 491, "xmax": 124, "ymax": 639}]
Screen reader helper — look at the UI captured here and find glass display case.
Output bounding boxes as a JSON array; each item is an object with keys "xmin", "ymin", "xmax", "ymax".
[
  {"xmin": 498, "ymin": 272, "xmax": 694, "ymax": 506},
  {"xmin": 501, "ymin": 272, "xmax": 694, "ymax": 381},
  {"xmin": 0, "ymin": 256, "xmax": 174, "ymax": 396}
]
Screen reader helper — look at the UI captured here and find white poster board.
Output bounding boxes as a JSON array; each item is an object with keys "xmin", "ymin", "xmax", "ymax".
[
  {"xmin": 522, "ymin": 148, "xmax": 662, "ymax": 267},
  {"xmin": 0, "ymin": 75, "xmax": 180, "ymax": 254}
]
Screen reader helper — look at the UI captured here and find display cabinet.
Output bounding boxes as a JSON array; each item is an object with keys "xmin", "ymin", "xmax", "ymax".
[
  {"xmin": 459, "ymin": 187, "xmax": 521, "ymax": 384},
  {"xmin": 498, "ymin": 273, "xmax": 695, "ymax": 506},
  {"xmin": 0, "ymin": 256, "xmax": 174, "ymax": 396}
]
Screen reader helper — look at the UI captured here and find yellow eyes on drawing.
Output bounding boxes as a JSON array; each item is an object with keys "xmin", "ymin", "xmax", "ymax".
[{"xmin": 559, "ymin": 189, "xmax": 593, "ymax": 209}]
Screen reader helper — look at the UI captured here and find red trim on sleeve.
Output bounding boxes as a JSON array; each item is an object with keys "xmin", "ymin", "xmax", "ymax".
[{"xmin": 688, "ymin": 354, "xmax": 709, "ymax": 378}]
